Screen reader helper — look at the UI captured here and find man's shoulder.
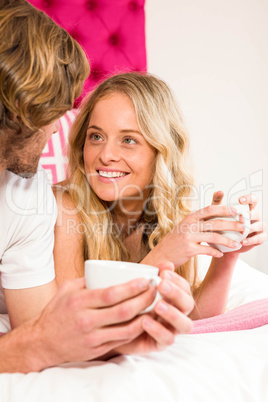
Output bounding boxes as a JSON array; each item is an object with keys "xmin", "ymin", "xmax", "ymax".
[
  {"xmin": 0, "ymin": 165, "xmax": 49, "ymax": 191},
  {"xmin": 0, "ymin": 166, "xmax": 57, "ymax": 270},
  {"xmin": 0, "ymin": 165, "xmax": 56, "ymax": 217}
]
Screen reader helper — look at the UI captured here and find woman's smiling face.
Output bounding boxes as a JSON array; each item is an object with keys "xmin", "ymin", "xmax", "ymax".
[{"xmin": 83, "ymin": 92, "xmax": 156, "ymax": 213}]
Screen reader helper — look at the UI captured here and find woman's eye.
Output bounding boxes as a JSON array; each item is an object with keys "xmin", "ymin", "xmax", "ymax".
[
  {"xmin": 89, "ymin": 133, "xmax": 102, "ymax": 141},
  {"xmin": 123, "ymin": 137, "xmax": 136, "ymax": 144}
]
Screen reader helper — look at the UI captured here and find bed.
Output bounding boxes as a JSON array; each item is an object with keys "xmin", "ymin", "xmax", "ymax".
[{"xmin": 0, "ymin": 256, "xmax": 268, "ymax": 402}]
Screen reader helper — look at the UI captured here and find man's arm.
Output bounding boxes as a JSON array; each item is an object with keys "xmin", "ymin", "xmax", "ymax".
[
  {"xmin": 0, "ymin": 274, "xmax": 193, "ymax": 373},
  {"xmin": 0, "ymin": 317, "xmax": 44, "ymax": 373},
  {"xmin": 1, "ymin": 169, "xmax": 58, "ymax": 328},
  {"xmin": 0, "ymin": 264, "xmax": 196, "ymax": 374},
  {"xmin": 0, "ymin": 277, "xmax": 155, "ymax": 373},
  {"xmin": 3, "ymin": 280, "xmax": 57, "ymax": 328}
]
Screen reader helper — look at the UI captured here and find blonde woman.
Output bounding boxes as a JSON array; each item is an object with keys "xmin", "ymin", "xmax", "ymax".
[{"xmin": 54, "ymin": 72, "xmax": 265, "ymax": 329}]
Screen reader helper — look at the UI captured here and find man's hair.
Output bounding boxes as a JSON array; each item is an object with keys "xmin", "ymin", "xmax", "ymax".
[{"xmin": 0, "ymin": 0, "xmax": 89, "ymax": 136}]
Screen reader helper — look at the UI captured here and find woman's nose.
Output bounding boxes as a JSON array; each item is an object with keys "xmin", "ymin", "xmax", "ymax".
[{"xmin": 99, "ymin": 141, "xmax": 120, "ymax": 164}]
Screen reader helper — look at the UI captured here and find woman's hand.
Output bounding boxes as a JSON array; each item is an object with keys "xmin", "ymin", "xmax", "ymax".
[
  {"xmin": 142, "ymin": 204, "xmax": 245, "ymax": 268},
  {"xmin": 211, "ymin": 191, "xmax": 267, "ymax": 256},
  {"xmin": 233, "ymin": 193, "xmax": 266, "ymax": 253},
  {"xmin": 188, "ymin": 191, "xmax": 268, "ymax": 319}
]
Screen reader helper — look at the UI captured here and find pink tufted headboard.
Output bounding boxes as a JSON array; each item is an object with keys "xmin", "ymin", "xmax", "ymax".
[
  {"xmin": 29, "ymin": 0, "xmax": 146, "ymax": 101},
  {"xmin": 29, "ymin": 0, "xmax": 147, "ymax": 183}
]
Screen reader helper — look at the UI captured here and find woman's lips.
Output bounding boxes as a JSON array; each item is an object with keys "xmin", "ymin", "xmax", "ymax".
[
  {"xmin": 98, "ymin": 170, "xmax": 128, "ymax": 178},
  {"xmin": 96, "ymin": 169, "xmax": 130, "ymax": 183}
]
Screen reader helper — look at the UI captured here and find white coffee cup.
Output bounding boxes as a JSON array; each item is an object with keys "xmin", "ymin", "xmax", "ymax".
[
  {"xmin": 208, "ymin": 203, "xmax": 250, "ymax": 253},
  {"xmin": 84, "ymin": 260, "xmax": 162, "ymax": 313}
]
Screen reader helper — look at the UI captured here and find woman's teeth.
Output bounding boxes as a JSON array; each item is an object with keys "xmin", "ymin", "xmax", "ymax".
[{"xmin": 98, "ymin": 170, "xmax": 127, "ymax": 178}]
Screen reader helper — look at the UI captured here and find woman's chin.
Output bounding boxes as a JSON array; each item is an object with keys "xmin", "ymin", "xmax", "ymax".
[{"xmin": 94, "ymin": 191, "xmax": 118, "ymax": 203}]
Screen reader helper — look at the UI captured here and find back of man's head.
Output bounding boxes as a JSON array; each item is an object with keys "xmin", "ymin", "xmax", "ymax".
[{"xmin": 0, "ymin": 0, "xmax": 89, "ymax": 137}]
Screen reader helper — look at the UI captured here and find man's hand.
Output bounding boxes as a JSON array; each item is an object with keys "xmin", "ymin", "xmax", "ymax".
[
  {"xmin": 30, "ymin": 276, "xmax": 159, "ymax": 370},
  {"xmin": 0, "ymin": 263, "xmax": 194, "ymax": 372},
  {"xmin": 112, "ymin": 262, "xmax": 194, "ymax": 356}
]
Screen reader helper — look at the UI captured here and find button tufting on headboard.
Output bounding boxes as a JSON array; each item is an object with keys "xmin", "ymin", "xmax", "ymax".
[
  {"xmin": 129, "ymin": 1, "xmax": 139, "ymax": 11},
  {"xmin": 42, "ymin": 0, "xmax": 51, "ymax": 9},
  {"xmin": 86, "ymin": 0, "xmax": 98, "ymax": 11},
  {"xmin": 29, "ymin": 0, "xmax": 146, "ymax": 98},
  {"xmin": 108, "ymin": 33, "xmax": 120, "ymax": 47},
  {"xmin": 90, "ymin": 65, "xmax": 108, "ymax": 83}
]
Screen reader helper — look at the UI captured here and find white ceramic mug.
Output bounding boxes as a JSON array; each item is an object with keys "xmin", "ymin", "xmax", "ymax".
[
  {"xmin": 84, "ymin": 260, "xmax": 162, "ymax": 313},
  {"xmin": 208, "ymin": 203, "xmax": 250, "ymax": 253}
]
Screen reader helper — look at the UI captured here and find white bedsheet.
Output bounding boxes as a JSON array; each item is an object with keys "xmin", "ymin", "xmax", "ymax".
[
  {"xmin": 0, "ymin": 257, "xmax": 267, "ymax": 402},
  {"xmin": 0, "ymin": 326, "xmax": 267, "ymax": 402}
]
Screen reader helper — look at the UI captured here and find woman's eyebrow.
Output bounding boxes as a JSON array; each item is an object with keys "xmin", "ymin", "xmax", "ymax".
[
  {"xmin": 87, "ymin": 125, "xmax": 103, "ymax": 131},
  {"xmin": 120, "ymin": 129, "xmax": 142, "ymax": 135},
  {"xmin": 87, "ymin": 126, "xmax": 142, "ymax": 135}
]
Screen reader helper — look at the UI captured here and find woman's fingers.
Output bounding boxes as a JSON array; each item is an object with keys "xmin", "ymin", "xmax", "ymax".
[
  {"xmin": 192, "ymin": 205, "xmax": 237, "ymax": 221},
  {"xmin": 197, "ymin": 244, "xmax": 224, "ymax": 258},
  {"xmin": 242, "ymin": 231, "xmax": 267, "ymax": 246},
  {"xmin": 211, "ymin": 191, "xmax": 224, "ymax": 205},
  {"xmin": 239, "ymin": 193, "xmax": 258, "ymax": 210},
  {"xmin": 249, "ymin": 208, "xmax": 261, "ymax": 222},
  {"xmin": 199, "ymin": 219, "xmax": 244, "ymax": 233},
  {"xmin": 189, "ymin": 194, "xmax": 258, "ymax": 225},
  {"xmin": 248, "ymin": 220, "xmax": 266, "ymax": 234},
  {"xmin": 194, "ymin": 231, "xmax": 240, "ymax": 249}
]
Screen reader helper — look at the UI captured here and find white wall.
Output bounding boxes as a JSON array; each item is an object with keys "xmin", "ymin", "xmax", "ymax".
[{"xmin": 146, "ymin": 0, "xmax": 268, "ymax": 272}]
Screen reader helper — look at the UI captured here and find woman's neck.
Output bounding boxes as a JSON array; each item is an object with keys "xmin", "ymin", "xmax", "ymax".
[
  {"xmin": 110, "ymin": 202, "xmax": 152, "ymax": 263},
  {"xmin": 111, "ymin": 198, "xmax": 145, "ymax": 224},
  {"xmin": 112, "ymin": 208, "xmax": 144, "ymax": 239}
]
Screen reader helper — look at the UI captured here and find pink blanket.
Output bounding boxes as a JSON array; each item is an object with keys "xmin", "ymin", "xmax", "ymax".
[
  {"xmin": 0, "ymin": 299, "xmax": 267, "ymax": 338},
  {"xmin": 192, "ymin": 298, "xmax": 268, "ymax": 334}
]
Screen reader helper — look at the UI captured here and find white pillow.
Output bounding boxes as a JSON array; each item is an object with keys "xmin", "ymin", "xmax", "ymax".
[{"xmin": 198, "ymin": 255, "xmax": 268, "ymax": 310}]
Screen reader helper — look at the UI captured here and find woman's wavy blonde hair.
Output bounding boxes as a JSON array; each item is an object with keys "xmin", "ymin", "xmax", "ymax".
[
  {"xmin": 67, "ymin": 72, "xmax": 197, "ymax": 291},
  {"xmin": 0, "ymin": 0, "xmax": 89, "ymax": 137}
]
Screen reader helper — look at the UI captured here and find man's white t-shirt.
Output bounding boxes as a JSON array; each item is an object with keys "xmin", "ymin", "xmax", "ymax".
[{"xmin": 0, "ymin": 167, "xmax": 56, "ymax": 313}]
